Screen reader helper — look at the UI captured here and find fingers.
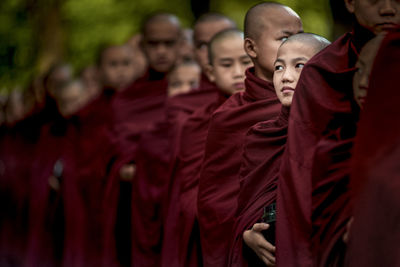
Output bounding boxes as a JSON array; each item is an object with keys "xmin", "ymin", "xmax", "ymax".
[
  {"xmin": 259, "ymin": 251, "xmax": 276, "ymax": 266},
  {"xmin": 253, "ymin": 222, "xmax": 270, "ymax": 232}
]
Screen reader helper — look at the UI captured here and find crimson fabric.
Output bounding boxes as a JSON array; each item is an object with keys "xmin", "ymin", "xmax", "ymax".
[
  {"xmin": 25, "ymin": 117, "xmax": 75, "ymax": 267},
  {"xmin": 111, "ymin": 70, "xmax": 168, "ymax": 266},
  {"xmin": 112, "ymin": 69, "xmax": 168, "ymax": 165},
  {"xmin": 64, "ymin": 92, "xmax": 119, "ymax": 267},
  {"xmin": 197, "ymin": 67, "xmax": 281, "ymax": 267},
  {"xmin": 0, "ymin": 118, "xmax": 41, "ymax": 266},
  {"xmin": 130, "ymin": 84, "xmax": 220, "ymax": 267},
  {"xmin": 276, "ymin": 26, "xmax": 373, "ymax": 267},
  {"xmin": 161, "ymin": 89, "xmax": 227, "ymax": 267},
  {"xmin": 228, "ymin": 106, "xmax": 289, "ymax": 267},
  {"xmin": 345, "ymin": 31, "xmax": 400, "ymax": 267},
  {"xmin": 311, "ymin": 123, "xmax": 356, "ymax": 267}
]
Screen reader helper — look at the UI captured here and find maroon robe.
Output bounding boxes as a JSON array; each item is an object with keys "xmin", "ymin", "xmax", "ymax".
[
  {"xmin": 0, "ymin": 117, "xmax": 41, "ymax": 266},
  {"xmin": 311, "ymin": 122, "xmax": 356, "ymax": 267},
  {"xmin": 130, "ymin": 84, "xmax": 220, "ymax": 267},
  {"xmin": 228, "ymin": 106, "xmax": 288, "ymax": 267},
  {"xmin": 276, "ymin": 25, "xmax": 373, "ymax": 266},
  {"xmin": 197, "ymin": 67, "xmax": 281, "ymax": 267},
  {"xmin": 112, "ymin": 69, "xmax": 168, "ymax": 165},
  {"xmin": 345, "ymin": 30, "xmax": 400, "ymax": 267},
  {"xmin": 161, "ymin": 89, "xmax": 227, "ymax": 267}
]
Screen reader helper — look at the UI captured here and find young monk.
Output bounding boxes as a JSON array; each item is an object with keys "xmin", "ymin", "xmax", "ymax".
[
  {"xmin": 178, "ymin": 28, "xmax": 195, "ymax": 63},
  {"xmin": 109, "ymin": 12, "xmax": 182, "ymax": 267},
  {"xmin": 97, "ymin": 44, "xmax": 139, "ymax": 92},
  {"xmin": 228, "ymin": 33, "xmax": 330, "ymax": 267},
  {"xmin": 167, "ymin": 60, "xmax": 201, "ymax": 97},
  {"xmin": 276, "ymin": 0, "xmax": 400, "ymax": 266},
  {"xmin": 162, "ymin": 29, "xmax": 252, "ymax": 267},
  {"xmin": 197, "ymin": 3, "xmax": 303, "ymax": 266},
  {"xmin": 193, "ymin": 13, "xmax": 237, "ymax": 89}
]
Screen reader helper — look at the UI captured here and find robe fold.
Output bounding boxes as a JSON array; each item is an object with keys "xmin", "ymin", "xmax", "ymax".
[
  {"xmin": 161, "ymin": 88, "xmax": 227, "ymax": 267},
  {"xmin": 197, "ymin": 67, "xmax": 281, "ymax": 267},
  {"xmin": 228, "ymin": 106, "xmax": 289, "ymax": 267},
  {"xmin": 276, "ymin": 25, "xmax": 373, "ymax": 266},
  {"xmin": 345, "ymin": 30, "xmax": 400, "ymax": 267}
]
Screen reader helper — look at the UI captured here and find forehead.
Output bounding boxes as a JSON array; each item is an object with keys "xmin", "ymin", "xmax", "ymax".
[
  {"xmin": 144, "ymin": 21, "xmax": 180, "ymax": 40},
  {"xmin": 212, "ymin": 35, "xmax": 245, "ymax": 57},
  {"xmin": 260, "ymin": 8, "xmax": 302, "ymax": 35},
  {"xmin": 194, "ymin": 20, "xmax": 234, "ymax": 42},
  {"xmin": 277, "ymin": 40, "xmax": 316, "ymax": 59},
  {"xmin": 103, "ymin": 46, "xmax": 132, "ymax": 59},
  {"xmin": 359, "ymin": 36, "xmax": 383, "ymax": 63},
  {"xmin": 171, "ymin": 64, "xmax": 200, "ymax": 76}
]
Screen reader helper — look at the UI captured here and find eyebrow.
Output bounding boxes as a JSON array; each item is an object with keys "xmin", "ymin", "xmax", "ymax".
[{"xmin": 274, "ymin": 56, "xmax": 309, "ymax": 65}]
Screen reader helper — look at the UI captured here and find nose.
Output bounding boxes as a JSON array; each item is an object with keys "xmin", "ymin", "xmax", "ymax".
[
  {"xmin": 282, "ymin": 68, "xmax": 295, "ymax": 84},
  {"xmin": 233, "ymin": 62, "xmax": 245, "ymax": 78},
  {"xmin": 359, "ymin": 71, "xmax": 370, "ymax": 89},
  {"xmin": 380, "ymin": 0, "xmax": 396, "ymax": 16},
  {"xmin": 156, "ymin": 44, "xmax": 167, "ymax": 55}
]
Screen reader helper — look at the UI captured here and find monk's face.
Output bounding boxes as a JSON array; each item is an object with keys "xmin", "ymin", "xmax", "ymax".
[
  {"xmin": 142, "ymin": 21, "xmax": 181, "ymax": 73},
  {"xmin": 193, "ymin": 20, "xmax": 236, "ymax": 72},
  {"xmin": 57, "ymin": 83, "xmax": 89, "ymax": 117},
  {"xmin": 100, "ymin": 46, "xmax": 137, "ymax": 91},
  {"xmin": 208, "ymin": 35, "xmax": 253, "ymax": 95},
  {"xmin": 345, "ymin": 0, "xmax": 400, "ymax": 34},
  {"xmin": 47, "ymin": 65, "xmax": 73, "ymax": 98},
  {"xmin": 167, "ymin": 64, "xmax": 201, "ymax": 97},
  {"xmin": 353, "ymin": 34, "xmax": 384, "ymax": 109},
  {"xmin": 178, "ymin": 29, "xmax": 195, "ymax": 63},
  {"xmin": 273, "ymin": 40, "xmax": 315, "ymax": 107},
  {"xmin": 249, "ymin": 7, "xmax": 303, "ymax": 82}
]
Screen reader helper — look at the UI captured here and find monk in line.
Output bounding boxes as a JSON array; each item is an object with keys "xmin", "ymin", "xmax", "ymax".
[
  {"xmin": 162, "ymin": 29, "xmax": 252, "ymax": 267},
  {"xmin": 276, "ymin": 0, "xmax": 400, "ymax": 266},
  {"xmin": 197, "ymin": 3, "xmax": 303, "ymax": 266},
  {"xmin": 345, "ymin": 30, "xmax": 400, "ymax": 267},
  {"xmin": 229, "ymin": 33, "xmax": 330, "ymax": 267}
]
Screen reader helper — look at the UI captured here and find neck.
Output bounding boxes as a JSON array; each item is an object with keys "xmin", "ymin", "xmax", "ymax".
[{"xmin": 254, "ymin": 64, "xmax": 273, "ymax": 83}]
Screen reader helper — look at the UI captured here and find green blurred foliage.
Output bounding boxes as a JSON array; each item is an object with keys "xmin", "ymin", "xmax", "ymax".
[{"xmin": 0, "ymin": 0, "xmax": 333, "ymax": 93}]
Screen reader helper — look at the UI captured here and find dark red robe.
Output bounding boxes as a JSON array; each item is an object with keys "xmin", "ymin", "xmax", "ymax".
[
  {"xmin": 130, "ymin": 84, "xmax": 220, "ymax": 267},
  {"xmin": 276, "ymin": 25, "xmax": 373, "ymax": 266},
  {"xmin": 161, "ymin": 89, "xmax": 227, "ymax": 267},
  {"xmin": 0, "ymin": 116, "xmax": 41, "ymax": 266},
  {"xmin": 345, "ymin": 30, "xmax": 400, "ymax": 267},
  {"xmin": 228, "ymin": 106, "xmax": 289, "ymax": 267},
  {"xmin": 197, "ymin": 67, "xmax": 281, "ymax": 267}
]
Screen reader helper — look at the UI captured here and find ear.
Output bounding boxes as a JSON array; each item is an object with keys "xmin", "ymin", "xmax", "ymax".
[
  {"xmin": 344, "ymin": 0, "xmax": 355, "ymax": 14},
  {"xmin": 205, "ymin": 64, "xmax": 215, "ymax": 82},
  {"xmin": 244, "ymin": 38, "xmax": 257, "ymax": 59}
]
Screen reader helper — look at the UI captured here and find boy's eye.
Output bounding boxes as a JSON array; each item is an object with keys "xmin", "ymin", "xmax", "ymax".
[
  {"xmin": 279, "ymin": 36, "xmax": 289, "ymax": 42},
  {"xmin": 221, "ymin": 63, "xmax": 232, "ymax": 68},
  {"xmin": 296, "ymin": 63, "xmax": 305, "ymax": 69},
  {"xmin": 275, "ymin": 65, "xmax": 284, "ymax": 71}
]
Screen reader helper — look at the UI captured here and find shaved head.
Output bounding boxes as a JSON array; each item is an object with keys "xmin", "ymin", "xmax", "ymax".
[
  {"xmin": 208, "ymin": 29, "xmax": 244, "ymax": 65},
  {"xmin": 194, "ymin": 12, "xmax": 237, "ymax": 28},
  {"xmin": 283, "ymin": 32, "xmax": 331, "ymax": 54},
  {"xmin": 141, "ymin": 12, "xmax": 181, "ymax": 36},
  {"xmin": 244, "ymin": 2, "xmax": 300, "ymax": 39}
]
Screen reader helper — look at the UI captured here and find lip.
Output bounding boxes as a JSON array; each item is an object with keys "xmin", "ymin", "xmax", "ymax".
[
  {"xmin": 376, "ymin": 22, "xmax": 399, "ymax": 31},
  {"xmin": 357, "ymin": 96, "xmax": 367, "ymax": 105},
  {"xmin": 281, "ymin": 86, "xmax": 295, "ymax": 94},
  {"xmin": 233, "ymin": 82, "xmax": 245, "ymax": 89}
]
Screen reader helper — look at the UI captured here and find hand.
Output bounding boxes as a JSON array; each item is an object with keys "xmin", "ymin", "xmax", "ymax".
[
  {"xmin": 342, "ymin": 217, "xmax": 354, "ymax": 244},
  {"xmin": 48, "ymin": 175, "xmax": 60, "ymax": 191},
  {"xmin": 119, "ymin": 163, "xmax": 136, "ymax": 181},
  {"xmin": 243, "ymin": 223, "xmax": 276, "ymax": 266}
]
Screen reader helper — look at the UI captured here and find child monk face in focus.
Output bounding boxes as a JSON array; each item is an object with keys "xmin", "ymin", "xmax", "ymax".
[
  {"xmin": 167, "ymin": 62, "xmax": 201, "ymax": 97},
  {"xmin": 273, "ymin": 40, "xmax": 317, "ymax": 107},
  {"xmin": 207, "ymin": 31, "xmax": 253, "ymax": 95},
  {"xmin": 353, "ymin": 34, "xmax": 385, "ymax": 109},
  {"xmin": 99, "ymin": 45, "xmax": 137, "ymax": 91}
]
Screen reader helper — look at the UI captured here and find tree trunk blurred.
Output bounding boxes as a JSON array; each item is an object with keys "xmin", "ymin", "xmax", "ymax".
[{"xmin": 26, "ymin": 0, "xmax": 66, "ymax": 75}]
